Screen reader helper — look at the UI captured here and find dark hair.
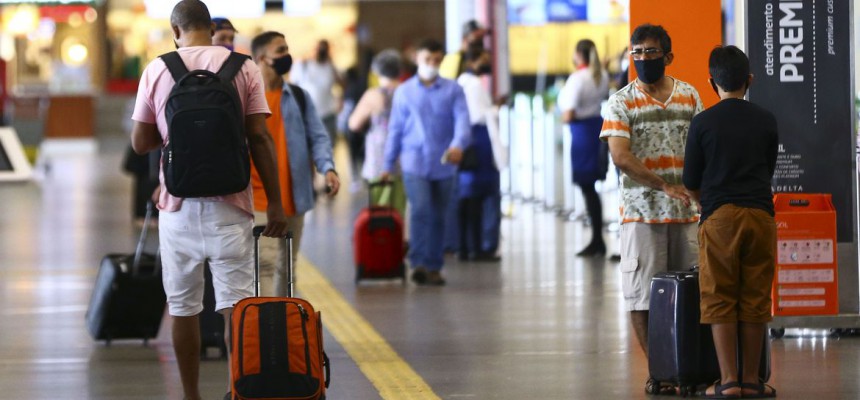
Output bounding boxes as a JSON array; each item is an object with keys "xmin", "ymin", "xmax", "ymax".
[
  {"xmin": 462, "ymin": 19, "xmax": 483, "ymax": 38},
  {"xmin": 575, "ymin": 39, "xmax": 596, "ymax": 65},
  {"xmin": 251, "ymin": 31, "xmax": 285, "ymax": 58},
  {"xmin": 417, "ymin": 38, "xmax": 444, "ymax": 54},
  {"xmin": 463, "ymin": 43, "xmax": 486, "ymax": 63},
  {"xmin": 212, "ymin": 17, "xmax": 236, "ymax": 32},
  {"xmin": 709, "ymin": 45, "xmax": 750, "ymax": 92},
  {"xmin": 371, "ymin": 49, "xmax": 402, "ymax": 79},
  {"xmin": 170, "ymin": 0, "xmax": 211, "ymax": 32},
  {"xmin": 630, "ymin": 24, "xmax": 671, "ymax": 54}
]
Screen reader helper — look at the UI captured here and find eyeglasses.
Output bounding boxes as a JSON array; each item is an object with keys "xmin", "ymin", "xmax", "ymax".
[{"xmin": 629, "ymin": 48, "xmax": 664, "ymax": 59}]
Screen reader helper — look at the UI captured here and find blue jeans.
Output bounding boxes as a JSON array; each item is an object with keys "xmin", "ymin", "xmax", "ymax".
[
  {"xmin": 443, "ymin": 178, "xmax": 460, "ymax": 252},
  {"xmin": 482, "ymin": 191, "xmax": 501, "ymax": 253},
  {"xmin": 403, "ymin": 174, "xmax": 455, "ymax": 271}
]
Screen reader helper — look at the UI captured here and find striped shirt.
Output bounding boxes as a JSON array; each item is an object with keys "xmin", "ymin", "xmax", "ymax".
[{"xmin": 600, "ymin": 78, "xmax": 703, "ymax": 224}]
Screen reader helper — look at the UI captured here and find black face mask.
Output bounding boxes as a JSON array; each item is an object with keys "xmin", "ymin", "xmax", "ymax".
[
  {"xmin": 634, "ymin": 58, "xmax": 665, "ymax": 84},
  {"xmin": 476, "ymin": 64, "xmax": 492, "ymax": 75},
  {"xmin": 271, "ymin": 54, "xmax": 293, "ymax": 76}
]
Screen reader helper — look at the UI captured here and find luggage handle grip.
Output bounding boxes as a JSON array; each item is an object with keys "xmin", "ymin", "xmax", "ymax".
[
  {"xmin": 252, "ymin": 225, "xmax": 294, "ymax": 239},
  {"xmin": 323, "ymin": 352, "xmax": 331, "ymax": 388},
  {"xmin": 177, "ymin": 69, "xmax": 220, "ymax": 86}
]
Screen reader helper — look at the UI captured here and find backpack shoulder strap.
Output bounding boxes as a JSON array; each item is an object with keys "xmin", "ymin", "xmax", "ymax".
[
  {"xmin": 287, "ymin": 83, "xmax": 308, "ymax": 127},
  {"xmin": 159, "ymin": 52, "xmax": 188, "ymax": 82},
  {"xmin": 217, "ymin": 52, "xmax": 250, "ymax": 82}
]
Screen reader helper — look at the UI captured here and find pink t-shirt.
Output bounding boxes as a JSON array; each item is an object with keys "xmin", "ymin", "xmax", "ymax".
[{"xmin": 131, "ymin": 46, "xmax": 270, "ymax": 215}]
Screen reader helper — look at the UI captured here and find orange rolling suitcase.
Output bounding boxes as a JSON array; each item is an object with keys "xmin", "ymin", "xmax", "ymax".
[{"xmin": 229, "ymin": 227, "xmax": 330, "ymax": 400}]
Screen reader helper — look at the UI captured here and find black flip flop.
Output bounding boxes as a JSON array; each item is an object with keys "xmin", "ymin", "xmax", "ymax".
[
  {"xmin": 697, "ymin": 380, "xmax": 742, "ymax": 399},
  {"xmin": 741, "ymin": 381, "xmax": 777, "ymax": 398}
]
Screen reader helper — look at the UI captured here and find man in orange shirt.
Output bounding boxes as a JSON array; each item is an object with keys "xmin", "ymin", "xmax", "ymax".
[{"xmin": 250, "ymin": 31, "xmax": 340, "ymax": 296}]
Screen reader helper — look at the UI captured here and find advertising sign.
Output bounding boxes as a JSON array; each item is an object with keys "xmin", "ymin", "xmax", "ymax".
[{"xmin": 747, "ymin": 0, "xmax": 854, "ymax": 242}]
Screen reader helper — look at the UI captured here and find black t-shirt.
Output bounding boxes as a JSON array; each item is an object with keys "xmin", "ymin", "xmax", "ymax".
[{"xmin": 682, "ymin": 98, "xmax": 779, "ymax": 222}]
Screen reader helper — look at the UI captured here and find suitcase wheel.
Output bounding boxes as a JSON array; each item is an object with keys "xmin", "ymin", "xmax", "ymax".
[
  {"xmin": 644, "ymin": 378, "xmax": 662, "ymax": 395},
  {"xmin": 679, "ymin": 384, "xmax": 695, "ymax": 397},
  {"xmin": 355, "ymin": 264, "xmax": 365, "ymax": 284}
]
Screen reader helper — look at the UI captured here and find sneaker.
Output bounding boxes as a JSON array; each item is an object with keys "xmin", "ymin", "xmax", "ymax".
[
  {"xmin": 426, "ymin": 271, "xmax": 446, "ymax": 286},
  {"xmin": 411, "ymin": 267, "xmax": 428, "ymax": 285},
  {"xmin": 473, "ymin": 252, "xmax": 501, "ymax": 262}
]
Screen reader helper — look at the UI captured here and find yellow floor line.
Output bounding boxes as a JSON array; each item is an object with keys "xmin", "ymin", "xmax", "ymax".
[{"xmin": 295, "ymin": 255, "xmax": 441, "ymax": 400}]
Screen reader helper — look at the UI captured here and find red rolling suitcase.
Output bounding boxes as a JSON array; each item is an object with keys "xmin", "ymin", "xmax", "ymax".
[{"xmin": 353, "ymin": 181, "xmax": 406, "ymax": 282}]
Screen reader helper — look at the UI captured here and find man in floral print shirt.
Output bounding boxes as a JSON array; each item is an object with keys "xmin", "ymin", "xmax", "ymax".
[{"xmin": 599, "ymin": 24, "xmax": 702, "ymax": 386}]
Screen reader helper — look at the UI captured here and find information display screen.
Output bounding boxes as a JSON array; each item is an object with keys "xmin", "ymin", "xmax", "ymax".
[{"xmin": 0, "ymin": 142, "xmax": 12, "ymax": 172}]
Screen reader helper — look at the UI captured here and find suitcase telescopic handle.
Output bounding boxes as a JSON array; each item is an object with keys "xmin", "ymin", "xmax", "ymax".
[
  {"xmin": 132, "ymin": 201, "xmax": 155, "ymax": 276},
  {"xmin": 252, "ymin": 226, "xmax": 294, "ymax": 297}
]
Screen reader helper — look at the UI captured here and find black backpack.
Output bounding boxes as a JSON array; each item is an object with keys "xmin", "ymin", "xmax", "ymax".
[{"xmin": 159, "ymin": 51, "xmax": 250, "ymax": 198}]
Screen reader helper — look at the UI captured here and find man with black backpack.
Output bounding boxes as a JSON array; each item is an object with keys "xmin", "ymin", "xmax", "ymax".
[
  {"xmin": 130, "ymin": 2, "xmax": 289, "ymax": 400},
  {"xmin": 248, "ymin": 31, "xmax": 340, "ymax": 297}
]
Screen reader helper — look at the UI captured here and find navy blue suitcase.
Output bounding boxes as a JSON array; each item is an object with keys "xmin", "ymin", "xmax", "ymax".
[{"xmin": 647, "ymin": 270, "xmax": 770, "ymax": 396}]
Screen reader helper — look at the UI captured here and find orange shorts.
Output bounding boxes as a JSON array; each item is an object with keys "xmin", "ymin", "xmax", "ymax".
[{"xmin": 698, "ymin": 204, "xmax": 776, "ymax": 324}]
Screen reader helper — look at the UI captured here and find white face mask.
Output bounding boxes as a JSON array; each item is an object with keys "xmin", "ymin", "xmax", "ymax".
[{"xmin": 417, "ymin": 63, "xmax": 439, "ymax": 81}]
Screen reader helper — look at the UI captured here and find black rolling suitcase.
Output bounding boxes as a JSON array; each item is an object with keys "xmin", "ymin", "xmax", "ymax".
[
  {"xmin": 199, "ymin": 263, "xmax": 228, "ymax": 359},
  {"xmin": 86, "ymin": 203, "xmax": 166, "ymax": 345},
  {"xmin": 646, "ymin": 270, "xmax": 770, "ymax": 396}
]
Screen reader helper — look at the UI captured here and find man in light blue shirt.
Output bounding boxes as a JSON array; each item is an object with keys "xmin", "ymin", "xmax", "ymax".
[{"xmin": 381, "ymin": 39, "xmax": 471, "ymax": 286}]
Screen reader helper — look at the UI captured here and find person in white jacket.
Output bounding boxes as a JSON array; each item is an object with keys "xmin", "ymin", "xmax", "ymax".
[
  {"xmin": 558, "ymin": 39, "xmax": 610, "ymax": 257},
  {"xmin": 455, "ymin": 46, "xmax": 507, "ymax": 261}
]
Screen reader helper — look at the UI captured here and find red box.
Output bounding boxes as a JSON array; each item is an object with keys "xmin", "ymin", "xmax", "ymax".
[{"xmin": 772, "ymin": 194, "xmax": 838, "ymax": 316}]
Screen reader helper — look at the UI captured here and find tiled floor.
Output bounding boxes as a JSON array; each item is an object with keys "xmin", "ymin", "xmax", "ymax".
[{"xmin": 1, "ymin": 131, "xmax": 859, "ymax": 399}]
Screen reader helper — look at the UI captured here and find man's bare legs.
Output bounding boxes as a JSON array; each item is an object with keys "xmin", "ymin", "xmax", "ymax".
[
  {"xmin": 635, "ymin": 310, "xmax": 676, "ymax": 395},
  {"xmin": 739, "ymin": 322, "xmax": 775, "ymax": 396},
  {"xmin": 631, "ymin": 311, "xmax": 649, "ymax": 355},
  {"xmin": 173, "ymin": 315, "xmax": 202, "ymax": 400},
  {"xmin": 222, "ymin": 308, "xmax": 234, "ymax": 394},
  {"xmin": 703, "ymin": 323, "xmax": 742, "ymax": 396}
]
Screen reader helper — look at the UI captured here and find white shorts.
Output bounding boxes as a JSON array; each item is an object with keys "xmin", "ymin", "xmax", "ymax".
[
  {"xmin": 619, "ymin": 222, "xmax": 698, "ymax": 311},
  {"xmin": 158, "ymin": 200, "xmax": 254, "ymax": 316}
]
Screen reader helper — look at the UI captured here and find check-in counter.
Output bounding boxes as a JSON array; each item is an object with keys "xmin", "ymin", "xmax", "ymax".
[{"xmin": 7, "ymin": 94, "xmax": 95, "ymax": 140}]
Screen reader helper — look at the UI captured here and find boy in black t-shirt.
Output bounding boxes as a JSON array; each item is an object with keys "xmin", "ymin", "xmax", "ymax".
[{"xmin": 682, "ymin": 46, "xmax": 778, "ymax": 399}]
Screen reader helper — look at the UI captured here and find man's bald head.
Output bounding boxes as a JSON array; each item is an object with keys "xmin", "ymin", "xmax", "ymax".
[{"xmin": 170, "ymin": 0, "xmax": 211, "ymax": 33}]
